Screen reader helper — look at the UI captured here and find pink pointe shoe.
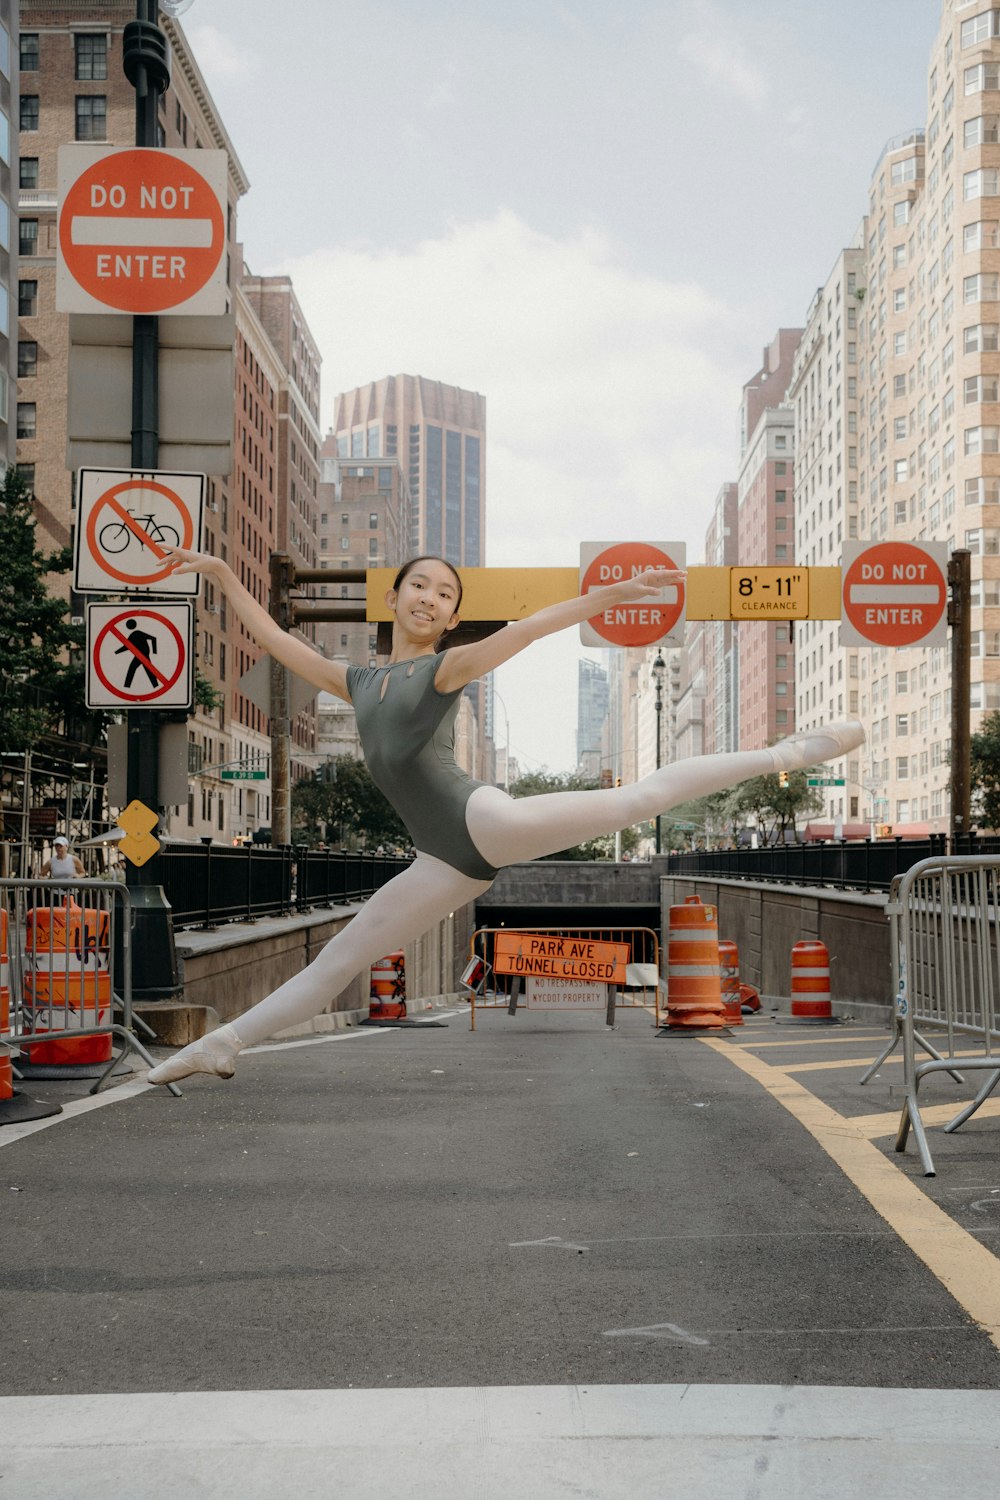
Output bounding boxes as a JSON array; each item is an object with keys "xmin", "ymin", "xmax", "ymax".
[
  {"xmin": 767, "ymin": 718, "xmax": 866, "ymax": 775},
  {"xmin": 147, "ymin": 1023, "xmax": 243, "ymax": 1085}
]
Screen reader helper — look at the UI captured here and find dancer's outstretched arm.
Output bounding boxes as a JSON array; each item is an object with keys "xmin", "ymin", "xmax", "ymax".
[
  {"xmin": 162, "ymin": 546, "xmax": 349, "ymax": 699},
  {"xmin": 434, "ymin": 567, "xmax": 684, "ymax": 693}
]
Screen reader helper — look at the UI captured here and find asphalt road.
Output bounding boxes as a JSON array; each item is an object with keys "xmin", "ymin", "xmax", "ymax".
[{"xmin": 2, "ymin": 1008, "xmax": 998, "ymax": 1398}]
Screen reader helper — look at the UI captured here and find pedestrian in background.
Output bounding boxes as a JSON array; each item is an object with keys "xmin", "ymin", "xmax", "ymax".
[{"xmin": 41, "ymin": 835, "xmax": 84, "ymax": 879}]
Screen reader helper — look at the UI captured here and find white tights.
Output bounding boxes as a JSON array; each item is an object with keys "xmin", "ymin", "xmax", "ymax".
[{"xmin": 231, "ymin": 738, "xmax": 810, "ymax": 1048}]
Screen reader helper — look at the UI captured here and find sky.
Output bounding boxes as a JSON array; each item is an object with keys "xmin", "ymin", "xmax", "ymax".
[{"xmin": 184, "ymin": 0, "xmax": 939, "ymax": 774}]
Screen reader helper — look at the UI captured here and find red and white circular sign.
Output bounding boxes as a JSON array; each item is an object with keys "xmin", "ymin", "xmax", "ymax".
[
  {"xmin": 86, "ymin": 604, "xmax": 192, "ymax": 709},
  {"xmin": 79, "ymin": 473, "xmax": 201, "ymax": 591},
  {"xmin": 57, "ymin": 146, "xmax": 227, "ymax": 315},
  {"xmin": 841, "ymin": 541, "xmax": 948, "ymax": 647},
  {"xmin": 579, "ymin": 541, "xmax": 686, "ymax": 647}
]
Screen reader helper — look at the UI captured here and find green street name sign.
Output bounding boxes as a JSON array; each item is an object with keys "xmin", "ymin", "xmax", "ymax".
[
  {"xmin": 221, "ymin": 768, "xmax": 267, "ymax": 781},
  {"xmin": 807, "ymin": 776, "xmax": 846, "ymax": 787}
]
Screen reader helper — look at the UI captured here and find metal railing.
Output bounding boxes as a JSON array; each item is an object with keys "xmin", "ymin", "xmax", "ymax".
[
  {"xmin": 875, "ymin": 856, "xmax": 1000, "ymax": 1176},
  {"xmin": 665, "ymin": 832, "xmax": 1000, "ymax": 894},
  {"xmin": 0, "ymin": 878, "xmax": 174, "ymax": 1096},
  {"xmin": 147, "ymin": 841, "xmax": 414, "ymax": 930}
]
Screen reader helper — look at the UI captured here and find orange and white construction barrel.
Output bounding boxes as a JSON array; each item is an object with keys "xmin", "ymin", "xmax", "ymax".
[
  {"xmin": 666, "ymin": 895, "xmax": 726, "ymax": 1030},
  {"xmin": 22, "ymin": 902, "xmax": 113, "ymax": 1066},
  {"xmin": 369, "ymin": 950, "xmax": 406, "ymax": 1021},
  {"xmin": 789, "ymin": 940, "xmax": 834, "ymax": 1022},
  {"xmin": 718, "ymin": 939, "xmax": 744, "ymax": 1027}
]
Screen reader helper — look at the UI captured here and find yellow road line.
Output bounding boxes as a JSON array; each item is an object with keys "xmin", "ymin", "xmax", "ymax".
[
  {"xmin": 731, "ymin": 1033, "xmax": 889, "ymax": 1049},
  {"xmin": 848, "ymin": 1097, "xmax": 1000, "ymax": 1139},
  {"xmin": 702, "ymin": 1037, "xmax": 1000, "ymax": 1355},
  {"xmin": 784, "ymin": 1048, "xmax": 988, "ymax": 1074}
]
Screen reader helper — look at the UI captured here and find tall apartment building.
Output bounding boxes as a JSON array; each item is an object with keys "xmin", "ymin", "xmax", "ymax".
[
  {"xmin": 0, "ymin": 2, "xmax": 16, "ymax": 471},
  {"xmin": 16, "ymin": 5, "xmax": 320, "ymax": 844},
  {"xmin": 737, "ymin": 407, "xmax": 798, "ymax": 751},
  {"xmin": 788, "ymin": 247, "xmax": 866, "ymax": 830},
  {"xmin": 332, "ymin": 375, "xmax": 490, "ymax": 779},
  {"xmin": 576, "ymin": 656, "xmax": 609, "ymax": 779},
  {"xmin": 332, "ymin": 374, "xmax": 486, "ymax": 565},
  {"xmin": 701, "ymin": 482, "xmax": 739, "ymax": 755}
]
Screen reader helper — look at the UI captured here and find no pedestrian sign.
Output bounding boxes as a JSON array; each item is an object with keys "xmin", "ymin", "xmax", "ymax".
[
  {"xmin": 56, "ymin": 145, "xmax": 228, "ymax": 316},
  {"xmin": 74, "ymin": 469, "xmax": 204, "ymax": 595},
  {"xmin": 840, "ymin": 540, "xmax": 948, "ymax": 647},
  {"xmin": 86, "ymin": 602, "xmax": 193, "ymax": 709},
  {"xmin": 579, "ymin": 541, "xmax": 686, "ymax": 647}
]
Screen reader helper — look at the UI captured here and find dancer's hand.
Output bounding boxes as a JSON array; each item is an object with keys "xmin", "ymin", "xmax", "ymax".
[
  {"xmin": 614, "ymin": 567, "xmax": 686, "ymax": 601},
  {"xmin": 161, "ymin": 545, "xmax": 226, "ymax": 579}
]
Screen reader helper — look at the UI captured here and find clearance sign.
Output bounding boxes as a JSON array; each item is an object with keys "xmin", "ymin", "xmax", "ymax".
[{"xmin": 493, "ymin": 932, "xmax": 630, "ymax": 983}]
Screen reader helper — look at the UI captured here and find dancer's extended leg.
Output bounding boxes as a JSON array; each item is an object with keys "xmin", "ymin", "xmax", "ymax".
[
  {"xmin": 466, "ymin": 719, "xmax": 865, "ymax": 868},
  {"xmin": 147, "ymin": 854, "xmax": 491, "ymax": 1083}
]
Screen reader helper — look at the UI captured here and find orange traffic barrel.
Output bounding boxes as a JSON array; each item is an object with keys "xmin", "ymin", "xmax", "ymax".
[
  {"xmin": 0, "ymin": 1048, "xmax": 12, "ymax": 1102},
  {"xmin": 718, "ymin": 939, "xmax": 744, "ymax": 1027},
  {"xmin": 369, "ymin": 951, "xmax": 406, "ymax": 1021},
  {"xmin": 666, "ymin": 896, "xmax": 726, "ymax": 1030},
  {"xmin": 790, "ymin": 940, "xmax": 834, "ymax": 1022},
  {"xmin": 23, "ymin": 903, "xmax": 112, "ymax": 1065}
]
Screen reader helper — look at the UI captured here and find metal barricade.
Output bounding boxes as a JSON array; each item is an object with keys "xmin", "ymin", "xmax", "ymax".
[
  {"xmin": 0, "ymin": 878, "xmax": 177, "ymax": 1097},
  {"xmin": 880, "ymin": 856, "xmax": 1000, "ymax": 1176},
  {"xmin": 465, "ymin": 925, "xmax": 661, "ymax": 1031}
]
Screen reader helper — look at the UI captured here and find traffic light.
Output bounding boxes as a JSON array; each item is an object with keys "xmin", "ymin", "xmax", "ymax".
[
  {"xmin": 878, "ymin": 823, "xmax": 892, "ymax": 838},
  {"xmin": 777, "ymin": 771, "xmax": 789, "ymax": 788}
]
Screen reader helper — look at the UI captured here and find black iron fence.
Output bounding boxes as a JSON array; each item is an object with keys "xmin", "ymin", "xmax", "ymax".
[
  {"xmin": 146, "ymin": 841, "xmax": 413, "ymax": 930},
  {"xmin": 665, "ymin": 832, "xmax": 1000, "ymax": 893}
]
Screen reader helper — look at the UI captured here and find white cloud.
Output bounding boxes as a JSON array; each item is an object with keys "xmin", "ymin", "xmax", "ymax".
[
  {"xmin": 186, "ymin": 24, "xmax": 260, "ymax": 85},
  {"xmin": 279, "ymin": 210, "xmax": 754, "ymax": 769},
  {"xmin": 677, "ymin": 26, "xmax": 769, "ymax": 108}
]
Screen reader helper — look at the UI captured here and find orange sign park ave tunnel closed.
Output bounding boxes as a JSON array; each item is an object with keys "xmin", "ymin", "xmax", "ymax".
[{"xmin": 493, "ymin": 933, "xmax": 630, "ymax": 983}]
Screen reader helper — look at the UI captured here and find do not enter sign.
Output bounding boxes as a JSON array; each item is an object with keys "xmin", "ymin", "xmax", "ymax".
[
  {"xmin": 841, "ymin": 540, "xmax": 948, "ymax": 647},
  {"xmin": 579, "ymin": 541, "xmax": 686, "ymax": 647},
  {"xmin": 57, "ymin": 145, "xmax": 228, "ymax": 316}
]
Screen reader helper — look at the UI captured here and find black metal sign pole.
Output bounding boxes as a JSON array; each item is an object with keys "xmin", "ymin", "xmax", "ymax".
[
  {"xmin": 121, "ymin": 3, "xmax": 180, "ymax": 998},
  {"xmin": 948, "ymin": 549, "xmax": 972, "ymax": 844}
]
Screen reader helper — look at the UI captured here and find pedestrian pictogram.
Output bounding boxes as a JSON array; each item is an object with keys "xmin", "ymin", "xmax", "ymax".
[
  {"xmin": 56, "ymin": 145, "xmax": 228, "ymax": 316},
  {"xmin": 116, "ymin": 799, "xmax": 160, "ymax": 867},
  {"xmin": 86, "ymin": 602, "xmax": 193, "ymax": 709},
  {"xmin": 578, "ymin": 541, "xmax": 686, "ymax": 647},
  {"xmin": 74, "ymin": 469, "xmax": 204, "ymax": 594},
  {"xmin": 840, "ymin": 541, "xmax": 948, "ymax": 647}
]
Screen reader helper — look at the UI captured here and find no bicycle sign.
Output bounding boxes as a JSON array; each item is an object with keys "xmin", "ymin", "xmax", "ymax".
[{"xmin": 74, "ymin": 469, "xmax": 204, "ymax": 595}]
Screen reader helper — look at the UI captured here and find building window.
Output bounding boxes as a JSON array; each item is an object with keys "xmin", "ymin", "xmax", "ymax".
[
  {"xmin": 17, "ymin": 341, "xmax": 37, "ymax": 378},
  {"xmin": 962, "ymin": 10, "xmax": 1000, "ymax": 48},
  {"xmin": 19, "ymin": 157, "xmax": 38, "ymax": 190},
  {"xmin": 967, "ymin": 475, "xmax": 1000, "ymax": 503},
  {"xmin": 966, "ymin": 114, "xmax": 1000, "ymax": 146},
  {"xmin": 965, "ymin": 374, "xmax": 1000, "ymax": 402},
  {"xmin": 893, "ymin": 200, "xmax": 910, "ymax": 227},
  {"xmin": 965, "ymin": 425, "xmax": 1000, "ymax": 454},
  {"xmin": 75, "ymin": 33, "xmax": 107, "ymax": 80},
  {"xmin": 20, "ymin": 33, "xmax": 39, "ymax": 71},
  {"xmin": 368, "ymin": 536, "xmax": 378, "ymax": 555},
  {"xmin": 16, "ymin": 403, "xmax": 36, "ymax": 439},
  {"xmin": 18, "ymin": 280, "xmax": 38, "ymax": 317},
  {"xmin": 75, "ymin": 96, "xmax": 107, "ymax": 141},
  {"xmin": 965, "ymin": 321, "xmax": 1000, "ymax": 352},
  {"xmin": 965, "ymin": 61, "xmax": 1000, "ymax": 94},
  {"xmin": 964, "ymin": 167, "xmax": 1000, "ymax": 200},
  {"xmin": 19, "ymin": 95, "xmax": 39, "ymax": 131},
  {"xmin": 19, "ymin": 219, "xmax": 38, "ymax": 258},
  {"xmin": 964, "ymin": 271, "xmax": 1000, "ymax": 301},
  {"xmin": 340, "ymin": 536, "xmax": 349, "ymax": 551},
  {"xmin": 16, "ymin": 464, "xmax": 35, "ymax": 493},
  {"xmin": 369, "ymin": 512, "xmax": 377, "ymax": 528},
  {"xmin": 890, "ymin": 156, "xmax": 919, "ymax": 186}
]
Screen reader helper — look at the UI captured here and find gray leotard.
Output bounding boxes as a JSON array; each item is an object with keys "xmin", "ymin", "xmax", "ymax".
[{"xmin": 346, "ymin": 654, "xmax": 498, "ymax": 880}]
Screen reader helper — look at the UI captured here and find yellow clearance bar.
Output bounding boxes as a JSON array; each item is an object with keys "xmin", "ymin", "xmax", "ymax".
[{"xmin": 367, "ymin": 566, "xmax": 843, "ymax": 623}]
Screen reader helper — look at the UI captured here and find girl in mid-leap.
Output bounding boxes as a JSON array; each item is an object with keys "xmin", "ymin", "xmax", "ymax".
[{"xmin": 148, "ymin": 551, "xmax": 863, "ymax": 1085}]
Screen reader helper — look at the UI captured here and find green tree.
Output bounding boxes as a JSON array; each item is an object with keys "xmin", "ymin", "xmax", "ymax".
[
  {"xmin": 0, "ymin": 469, "xmax": 88, "ymax": 751},
  {"xmin": 729, "ymin": 770, "xmax": 822, "ymax": 845},
  {"xmin": 508, "ymin": 768, "xmax": 639, "ymax": 860},
  {"xmin": 291, "ymin": 755, "xmax": 409, "ymax": 848},
  {"xmin": 970, "ymin": 710, "xmax": 1000, "ymax": 830},
  {"xmin": 659, "ymin": 791, "xmax": 737, "ymax": 850}
]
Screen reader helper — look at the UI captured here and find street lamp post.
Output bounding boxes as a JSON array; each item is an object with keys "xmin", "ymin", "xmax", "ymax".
[
  {"xmin": 652, "ymin": 651, "xmax": 666, "ymax": 854},
  {"xmin": 493, "ymin": 689, "xmax": 511, "ymax": 792}
]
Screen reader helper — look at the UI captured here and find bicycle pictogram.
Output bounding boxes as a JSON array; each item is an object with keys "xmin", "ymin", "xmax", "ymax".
[{"xmin": 98, "ymin": 510, "xmax": 181, "ymax": 556}]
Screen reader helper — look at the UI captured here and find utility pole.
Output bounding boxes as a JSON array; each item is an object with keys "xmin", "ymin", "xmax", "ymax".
[
  {"xmin": 652, "ymin": 652, "xmax": 665, "ymax": 854},
  {"xmin": 120, "ymin": 3, "xmax": 180, "ymax": 997},
  {"xmin": 269, "ymin": 553, "xmax": 294, "ymax": 846},
  {"xmin": 948, "ymin": 549, "xmax": 972, "ymax": 841}
]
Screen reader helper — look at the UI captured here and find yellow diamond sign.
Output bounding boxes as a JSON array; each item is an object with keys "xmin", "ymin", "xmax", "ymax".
[{"xmin": 117, "ymin": 799, "xmax": 160, "ymax": 867}]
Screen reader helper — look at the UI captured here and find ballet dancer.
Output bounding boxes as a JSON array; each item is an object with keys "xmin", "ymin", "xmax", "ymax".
[{"xmin": 148, "ymin": 550, "xmax": 864, "ymax": 1084}]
